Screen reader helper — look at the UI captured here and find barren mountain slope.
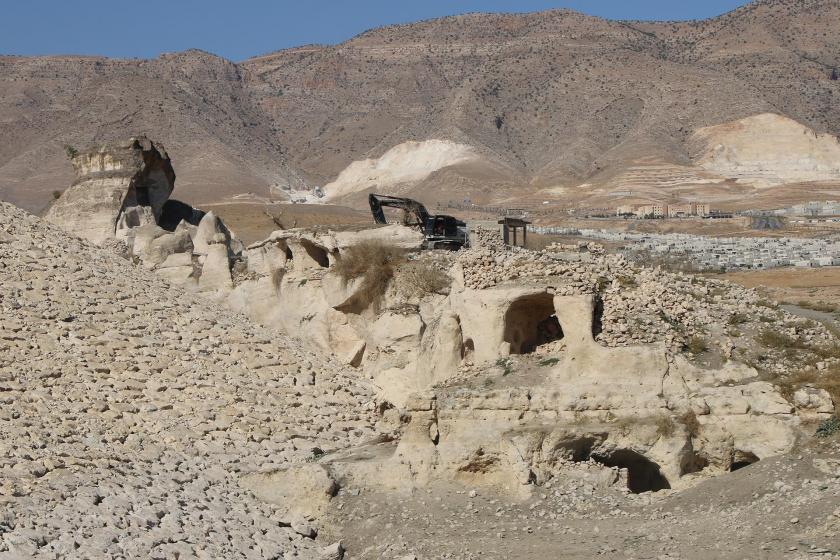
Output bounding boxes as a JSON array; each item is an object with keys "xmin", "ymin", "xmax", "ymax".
[
  {"xmin": 0, "ymin": 201, "xmax": 377, "ymax": 558},
  {"xmin": 0, "ymin": 50, "xmax": 292, "ymax": 212},
  {"xmin": 2, "ymin": 0, "xmax": 840, "ymax": 212}
]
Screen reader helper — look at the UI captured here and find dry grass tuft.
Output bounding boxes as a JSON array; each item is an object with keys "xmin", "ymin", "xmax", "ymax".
[
  {"xmin": 757, "ymin": 329, "xmax": 806, "ymax": 350},
  {"xmin": 685, "ymin": 336, "xmax": 708, "ymax": 354},
  {"xmin": 812, "ymin": 342, "xmax": 840, "ymax": 360},
  {"xmin": 680, "ymin": 410, "xmax": 701, "ymax": 437},
  {"xmin": 727, "ymin": 313, "xmax": 748, "ymax": 326},
  {"xmin": 398, "ymin": 260, "xmax": 452, "ymax": 297},
  {"xmin": 333, "ymin": 241, "xmax": 406, "ymax": 305},
  {"xmin": 655, "ymin": 414, "xmax": 676, "ymax": 438}
]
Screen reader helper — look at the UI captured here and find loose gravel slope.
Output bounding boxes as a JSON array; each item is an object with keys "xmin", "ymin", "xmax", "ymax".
[{"xmin": 0, "ymin": 202, "xmax": 378, "ymax": 559}]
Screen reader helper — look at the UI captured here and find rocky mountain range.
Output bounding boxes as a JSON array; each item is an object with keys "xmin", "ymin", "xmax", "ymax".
[{"xmin": 2, "ymin": 0, "xmax": 840, "ymax": 213}]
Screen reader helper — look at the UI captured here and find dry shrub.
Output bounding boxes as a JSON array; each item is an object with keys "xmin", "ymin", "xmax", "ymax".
[
  {"xmin": 616, "ymin": 275, "xmax": 637, "ymax": 287},
  {"xmin": 813, "ymin": 342, "xmax": 840, "ymax": 360},
  {"xmin": 680, "ymin": 410, "xmax": 701, "ymax": 437},
  {"xmin": 333, "ymin": 241, "xmax": 405, "ymax": 304},
  {"xmin": 758, "ymin": 329, "xmax": 806, "ymax": 350},
  {"xmin": 655, "ymin": 415, "xmax": 676, "ymax": 438},
  {"xmin": 685, "ymin": 335, "xmax": 708, "ymax": 354},
  {"xmin": 398, "ymin": 260, "xmax": 451, "ymax": 297},
  {"xmin": 776, "ymin": 370, "xmax": 817, "ymax": 401},
  {"xmin": 817, "ymin": 416, "xmax": 839, "ymax": 438},
  {"xmin": 727, "ymin": 313, "xmax": 748, "ymax": 326}
]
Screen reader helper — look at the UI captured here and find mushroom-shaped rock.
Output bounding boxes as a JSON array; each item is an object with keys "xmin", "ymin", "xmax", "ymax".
[{"xmin": 46, "ymin": 136, "xmax": 175, "ymax": 245}]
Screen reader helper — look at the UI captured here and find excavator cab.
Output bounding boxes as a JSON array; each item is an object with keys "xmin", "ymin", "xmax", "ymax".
[{"xmin": 369, "ymin": 193, "xmax": 468, "ymax": 250}]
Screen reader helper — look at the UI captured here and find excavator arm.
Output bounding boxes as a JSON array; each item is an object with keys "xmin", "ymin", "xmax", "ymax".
[{"xmin": 368, "ymin": 194, "xmax": 431, "ymax": 228}]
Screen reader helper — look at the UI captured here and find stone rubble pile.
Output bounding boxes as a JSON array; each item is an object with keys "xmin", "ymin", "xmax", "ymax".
[
  {"xmin": 455, "ymin": 228, "xmax": 837, "ymax": 369},
  {"xmin": 0, "ymin": 202, "xmax": 377, "ymax": 559},
  {"xmin": 469, "ymin": 226, "xmax": 507, "ymax": 251}
]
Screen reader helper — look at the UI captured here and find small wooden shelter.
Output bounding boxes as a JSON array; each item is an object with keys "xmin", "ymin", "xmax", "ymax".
[{"xmin": 498, "ymin": 216, "xmax": 530, "ymax": 247}]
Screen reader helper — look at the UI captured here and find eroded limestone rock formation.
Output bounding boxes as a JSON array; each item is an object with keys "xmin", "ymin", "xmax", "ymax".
[
  {"xmin": 42, "ymin": 138, "xmax": 836, "ymax": 503},
  {"xmin": 270, "ymin": 290, "xmax": 833, "ymax": 508},
  {"xmin": 46, "ymin": 137, "xmax": 176, "ymax": 244}
]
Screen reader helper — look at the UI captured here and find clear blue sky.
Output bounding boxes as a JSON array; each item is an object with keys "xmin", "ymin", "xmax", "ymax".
[{"xmin": 0, "ymin": 0, "xmax": 750, "ymax": 61}]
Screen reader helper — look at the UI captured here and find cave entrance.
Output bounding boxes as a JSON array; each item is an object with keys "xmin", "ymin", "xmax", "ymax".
[
  {"xmin": 503, "ymin": 293, "xmax": 564, "ymax": 354},
  {"xmin": 730, "ymin": 451, "xmax": 759, "ymax": 472},
  {"xmin": 592, "ymin": 449, "xmax": 671, "ymax": 494},
  {"xmin": 159, "ymin": 199, "xmax": 205, "ymax": 231},
  {"xmin": 300, "ymin": 240, "xmax": 330, "ymax": 268}
]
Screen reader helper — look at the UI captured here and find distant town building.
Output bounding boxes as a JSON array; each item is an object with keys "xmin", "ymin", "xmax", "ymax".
[
  {"xmin": 632, "ymin": 204, "xmax": 667, "ymax": 218},
  {"xmin": 668, "ymin": 204, "xmax": 694, "ymax": 218},
  {"xmin": 615, "ymin": 202, "xmax": 714, "ymax": 219}
]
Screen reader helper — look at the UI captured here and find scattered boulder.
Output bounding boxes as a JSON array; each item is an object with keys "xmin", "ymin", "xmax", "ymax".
[
  {"xmin": 144, "ymin": 229, "xmax": 193, "ymax": 267},
  {"xmin": 793, "ymin": 386, "xmax": 835, "ymax": 418},
  {"xmin": 241, "ymin": 464, "xmax": 338, "ymax": 521},
  {"xmin": 319, "ymin": 541, "xmax": 345, "ymax": 560}
]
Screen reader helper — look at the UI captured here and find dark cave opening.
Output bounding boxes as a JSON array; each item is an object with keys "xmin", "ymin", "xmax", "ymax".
[
  {"xmin": 592, "ymin": 449, "xmax": 671, "ymax": 494},
  {"xmin": 503, "ymin": 293, "xmax": 564, "ymax": 354}
]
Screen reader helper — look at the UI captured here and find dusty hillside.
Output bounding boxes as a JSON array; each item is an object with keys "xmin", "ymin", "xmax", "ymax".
[
  {"xmin": 2, "ymin": 0, "xmax": 840, "ymax": 212},
  {"xmin": 0, "ymin": 50, "xmax": 294, "ymax": 213}
]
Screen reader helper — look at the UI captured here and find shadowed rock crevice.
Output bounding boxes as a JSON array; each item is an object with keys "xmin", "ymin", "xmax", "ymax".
[
  {"xmin": 503, "ymin": 293, "xmax": 564, "ymax": 354},
  {"xmin": 730, "ymin": 451, "xmax": 760, "ymax": 472},
  {"xmin": 591, "ymin": 449, "xmax": 671, "ymax": 494},
  {"xmin": 159, "ymin": 199, "xmax": 206, "ymax": 231},
  {"xmin": 300, "ymin": 239, "xmax": 330, "ymax": 268}
]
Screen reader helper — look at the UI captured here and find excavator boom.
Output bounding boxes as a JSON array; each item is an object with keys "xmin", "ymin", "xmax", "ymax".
[
  {"xmin": 368, "ymin": 193, "xmax": 468, "ymax": 250},
  {"xmin": 368, "ymin": 194, "xmax": 430, "ymax": 226}
]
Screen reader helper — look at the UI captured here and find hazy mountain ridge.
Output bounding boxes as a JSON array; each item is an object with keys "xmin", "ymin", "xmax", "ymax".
[{"xmin": 1, "ymin": 0, "xmax": 839, "ymax": 211}]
